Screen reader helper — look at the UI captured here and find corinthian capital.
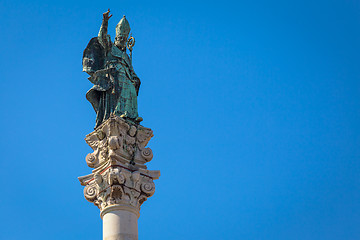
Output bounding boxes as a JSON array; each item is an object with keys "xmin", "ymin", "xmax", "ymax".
[
  {"xmin": 79, "ymin": 115, "xmax": 160, "ymax": 215},
  {"xmin": 80, "ymin": 165, "xmax": 159, "ymax": 212}
]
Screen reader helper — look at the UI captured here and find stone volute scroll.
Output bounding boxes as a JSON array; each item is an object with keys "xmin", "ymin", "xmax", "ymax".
[{"xmin": 79, "ymin": 9, "xmax": 160, "ymax": 240}]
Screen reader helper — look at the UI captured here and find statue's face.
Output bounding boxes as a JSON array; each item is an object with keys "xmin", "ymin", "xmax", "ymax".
[{"xmin": 115, "ymin": 33, "xmax": 127, "ymax": 49}]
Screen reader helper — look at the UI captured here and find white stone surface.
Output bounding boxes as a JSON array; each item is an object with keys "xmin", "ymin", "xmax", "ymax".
[
  {"xmin": 78, "ymin": 115, "xmax": 160, "ymax": 240},
  {"xmin": 83, "ymin": 114, "xmax": 155, "ymax": 170},
  {"xmin": 102, "ymin": 208, "xmax": 138, "ymax": 240}
]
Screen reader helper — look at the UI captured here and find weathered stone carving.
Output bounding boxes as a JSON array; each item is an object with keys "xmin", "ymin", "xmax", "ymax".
[
  {"xmin": 79, "ymin": 114, "xmax": 160, "ymax": 212},
  {"xmin": 81, "ymin": 165, "xmax": 158, "ymax": 211},
  {"xmin": 84, "ymin": 114, "xmax": 154, "ymax": 170}
]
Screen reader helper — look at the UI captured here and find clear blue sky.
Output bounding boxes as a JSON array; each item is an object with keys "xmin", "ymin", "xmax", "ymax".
[{"xmin": 0, "ymin": 0, "xmax": 359, "ymax": 239}]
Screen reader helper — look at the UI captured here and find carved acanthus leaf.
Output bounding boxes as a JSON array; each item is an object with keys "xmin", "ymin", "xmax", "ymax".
[{"xmin": 80, "ymin": 165, "xmax": 158, "ymax": 211}]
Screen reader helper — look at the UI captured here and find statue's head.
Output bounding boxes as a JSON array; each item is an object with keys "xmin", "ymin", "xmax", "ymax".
[{"xmin": 115, "ymin": 15, "xmax": 130, "ymax": 50}]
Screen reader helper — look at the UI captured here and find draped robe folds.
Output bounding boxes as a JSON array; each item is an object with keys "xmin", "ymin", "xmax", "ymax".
[{"xmin": 83, "ymin": 36, "xmax": 140, "ymax": 128}]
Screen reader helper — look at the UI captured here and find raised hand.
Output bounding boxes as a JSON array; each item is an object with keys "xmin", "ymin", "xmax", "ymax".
[{"xmin": 103, "ymin": 9, "xmax": 112, "ymax": 21}]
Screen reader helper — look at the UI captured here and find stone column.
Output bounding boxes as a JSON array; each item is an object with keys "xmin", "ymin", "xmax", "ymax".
[
  {"xmin": 102, "ymin": 206, "xmax": 139, "ymax": 240},
  {"xmin": 79, "ymin": 115, "xmax": 160, "ymax": 240}
]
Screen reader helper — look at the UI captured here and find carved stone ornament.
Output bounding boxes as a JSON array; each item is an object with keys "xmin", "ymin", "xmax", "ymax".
[
  {"xmin": 78, "ymin": 114, "xmax": 160, "ymax": 214},
  {"xmin": 84, "ymin": 114, "xmax": 154, "ymax": 169}
]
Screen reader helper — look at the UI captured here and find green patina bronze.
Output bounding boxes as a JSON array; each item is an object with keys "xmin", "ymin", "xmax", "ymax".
[{"xmin": 83, "ymin": 9, "xmax": 142, "ymax": 128}]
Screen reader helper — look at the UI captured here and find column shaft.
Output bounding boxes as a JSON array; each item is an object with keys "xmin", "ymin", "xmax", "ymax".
[{"xmin": 103, "ymin": 210, "xmax": 138, "ymax": 240}]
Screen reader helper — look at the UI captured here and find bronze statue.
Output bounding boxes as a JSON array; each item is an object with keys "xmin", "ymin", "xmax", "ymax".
[{"xmin": 83, "ymin": 9, "xmax": 142, "ymax": 128}]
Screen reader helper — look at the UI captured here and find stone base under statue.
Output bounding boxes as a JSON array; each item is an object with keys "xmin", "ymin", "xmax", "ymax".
[{"xmin": 78, "ymin": 115, "xmax": 160, "ymax": 240}]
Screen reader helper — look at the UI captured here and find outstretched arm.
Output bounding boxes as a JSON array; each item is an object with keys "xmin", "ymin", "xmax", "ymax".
[{"xmin": 98, "ymin": 9, "xmax": 112, "ymax": 49}]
